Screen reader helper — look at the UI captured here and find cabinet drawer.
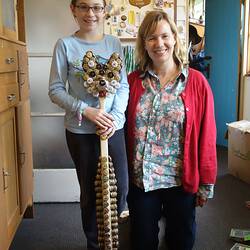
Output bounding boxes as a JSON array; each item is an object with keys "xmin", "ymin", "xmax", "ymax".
[
  {"xmin": 0, "ymin": 48, "xmax": 18, "ymax": 73},
  {"xmin": 0, "ymin": 73, "xmax": 19, "ymax": 112}
]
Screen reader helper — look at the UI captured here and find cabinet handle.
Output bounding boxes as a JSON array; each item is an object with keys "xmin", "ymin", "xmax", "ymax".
[
  {"xmin": 7, "ymin": 94, "xmax": 16, "ymax": 101},
  {"xmin": 3, "ymin": 171, "xmax": 11, "ymax": 177},
  {"xmin": 19, "ymin": 152, "xmax": 26, "ymax": 165},
  {"xmin": 2, "ymin": 169, "xmax": 10, "ymax": 191},
  {"xmin": 19, "ymin": 79, "xmax": 25, "ymax": 86},
  {"xmin": 18, "ymin": 72, "xmax": 26, "ymax": 86},
  {"xmin": 5, "ymin": 57, "xmax": 15, "ymax": 64}
]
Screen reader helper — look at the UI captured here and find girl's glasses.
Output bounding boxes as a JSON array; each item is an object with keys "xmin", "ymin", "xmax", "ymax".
[{"xmin": 75, "ymin": 5, "xmax": 104, "ymax": 13}]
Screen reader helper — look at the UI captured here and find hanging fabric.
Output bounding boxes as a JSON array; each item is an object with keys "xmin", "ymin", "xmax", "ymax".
[{"xmin": 122, "ymin": 45, "xmax": 136, "ymax": 74}]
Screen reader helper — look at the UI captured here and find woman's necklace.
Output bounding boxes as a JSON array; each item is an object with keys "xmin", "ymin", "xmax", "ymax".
[{"xmin": 158, "ymin": 67, "xmax": 180, "ymax": 87}]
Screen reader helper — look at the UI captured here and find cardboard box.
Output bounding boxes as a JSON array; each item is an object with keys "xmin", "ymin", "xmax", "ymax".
[
  {"xmin": 227, "ymin": 120, "xmax": 250, "ymax": 184},
  {"xmin": 230, "ymin": 228, "xmax": 250, "ymax": 242}
]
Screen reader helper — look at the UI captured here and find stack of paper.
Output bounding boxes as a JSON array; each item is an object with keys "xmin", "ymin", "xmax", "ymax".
[{"xmin": 230, "ymin": 243, "xmax": 250, "ymax": 250}]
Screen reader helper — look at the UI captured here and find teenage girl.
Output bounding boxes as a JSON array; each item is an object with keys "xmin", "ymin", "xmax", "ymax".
[{"xmin": 49, "ymin": 1, "xmax": 129, "ymax": 249}]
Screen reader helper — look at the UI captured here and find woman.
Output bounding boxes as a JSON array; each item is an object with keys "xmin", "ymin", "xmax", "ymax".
[
  {"xmin": 126, "ymin": 10, "xmax": 217, "ymax": 250},
  {"xmin": 48, "ymin": 1, "xmax": 129, "ymax": 249}
]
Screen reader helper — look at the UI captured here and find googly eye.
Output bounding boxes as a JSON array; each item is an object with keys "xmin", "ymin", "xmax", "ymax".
[{"xmin": 99, "ymin": 79, "xmax": 107, "ymax": 87}]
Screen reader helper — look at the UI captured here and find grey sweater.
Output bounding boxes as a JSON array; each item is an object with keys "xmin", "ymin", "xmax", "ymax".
[{"xmin": 49, "ymin": 34, "xmax": 129, "ymax": 134}]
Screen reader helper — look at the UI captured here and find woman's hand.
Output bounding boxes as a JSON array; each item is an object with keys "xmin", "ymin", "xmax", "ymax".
[
  {"xmin": 196, "ymin": 195, "xmax": 207, "ymax": 207},
  {"xmin": 83, "ymin": 107, "xmax": 114, "ymax": 129}
]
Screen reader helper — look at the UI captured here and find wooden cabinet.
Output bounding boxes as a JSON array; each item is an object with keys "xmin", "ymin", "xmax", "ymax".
[
  {"xmin": 0, "ymin": 1, "xmax": 33, "ymax": 249},
  {"xmin": 0, "ymin": 39, "xmax": 33, "ymax": 250}
]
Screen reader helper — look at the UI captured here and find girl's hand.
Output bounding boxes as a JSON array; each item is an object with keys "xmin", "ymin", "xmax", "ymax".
[
  {"xmin": 83, "ymin": 107, "xmax": 114, "ymax": 129},
  {"xmin": 96, "ymin": 125, "xmax": 116, "ymax": 139}
]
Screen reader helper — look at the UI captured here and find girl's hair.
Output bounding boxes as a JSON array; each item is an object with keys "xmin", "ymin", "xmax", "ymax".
[
  {"xmin": 135, "ymin": 10, "xmax": 185, "ymax": 72},
  {"xmin": 71, "ymin": 0, "xmax": 106, "ymax": 6}
]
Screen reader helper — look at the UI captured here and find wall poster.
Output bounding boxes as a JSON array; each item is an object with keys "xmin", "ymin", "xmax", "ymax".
[{"xmin": 104, "ymin": 0, "xmax": 176, "ymax": 39}]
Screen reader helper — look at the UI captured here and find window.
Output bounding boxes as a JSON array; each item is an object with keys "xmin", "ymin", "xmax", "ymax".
[
  {"xmin": 243, "ymin": 0, "xmax": 250, "ymax": 75},
  {"xmin": 247, "ymin": 5, "xmax": 250, "ymax": 74}
]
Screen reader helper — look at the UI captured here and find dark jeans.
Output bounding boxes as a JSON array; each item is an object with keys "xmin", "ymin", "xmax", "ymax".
[
  {"xmin": 66, "ymin": 129, "xmax": 128, "ymax": 250},
  {"xmin": 128, "ymin": 184, "xmax": 196, "ymax": 250}
]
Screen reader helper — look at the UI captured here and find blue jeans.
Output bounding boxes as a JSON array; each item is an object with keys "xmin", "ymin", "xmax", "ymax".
[
  {"xmin": 128, "ymin": 184, "xmax": 196, "ymax": 250},
  {"xmin": 66, "ymin": 129, "xmax": 128, "ymax": 250}
]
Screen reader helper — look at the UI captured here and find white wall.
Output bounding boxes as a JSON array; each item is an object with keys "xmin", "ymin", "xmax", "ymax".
[
  {"xmin": 24, "ymin": 0, "xmax": 78, "ymax": 170},
  {"xmin": 25, "ymin": 0, "xmax": 78, "ymax": 54},
  {"xmin": 25, "ymin": 0, "xmax": 80, "ymax": 201},
  {"xmin": 26, "ymin": 0, "xmax": 250, "ymax": 202}
]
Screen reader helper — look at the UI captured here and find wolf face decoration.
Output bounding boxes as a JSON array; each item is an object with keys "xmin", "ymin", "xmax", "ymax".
[
  {"xmin": 80, "ymin": 50, "xmax": 122, "ymax": 249},
  {"xmin": 81, "ymin": 51, "xmax": 122, "ymax": 97}
]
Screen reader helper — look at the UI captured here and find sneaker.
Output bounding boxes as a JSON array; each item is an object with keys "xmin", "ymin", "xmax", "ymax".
[{"xmin": 119, "ymin": 209, "xmax": 129, "ymax": 223}]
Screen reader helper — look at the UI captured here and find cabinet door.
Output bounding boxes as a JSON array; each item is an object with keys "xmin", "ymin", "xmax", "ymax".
[
  {"xmin": 16, "ymin": 100, "xmax": 33, "ymax": 214},
  {"xmin": 0, "ymin": 108, "xmax": 20, "ymax": 246},
  {"xmin": 1, "ymin": 0, "xmax": 18, "ymax": 40},
  {"xmin": 0, "ymin": 147, "xmax": 8, "ymax": 250}
]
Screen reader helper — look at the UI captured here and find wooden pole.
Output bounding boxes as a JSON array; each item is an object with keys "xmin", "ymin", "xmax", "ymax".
[{"xmin": 95, "ymin": 96, "xmax": 118, "ymax": 250}]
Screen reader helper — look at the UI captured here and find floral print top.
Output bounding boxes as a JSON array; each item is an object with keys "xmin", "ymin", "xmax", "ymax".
[{"xmin": 131, "ymin": 68, "xmax": 214, "ymax": 199}]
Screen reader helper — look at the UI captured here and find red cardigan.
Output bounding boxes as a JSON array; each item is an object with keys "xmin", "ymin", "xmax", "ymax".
[{"xmin": 126, "ymin": 68, "xmax": 217, "ymax": 194}]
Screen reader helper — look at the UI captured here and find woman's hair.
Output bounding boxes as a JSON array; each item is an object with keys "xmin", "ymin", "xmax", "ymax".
[
  {"xmin": 71, "ymin": 0, "xmax": 106, "ymax": 6},
  {"xmin": 135, "ymin": 10, "xmax": 185, "ymax": 72}
]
